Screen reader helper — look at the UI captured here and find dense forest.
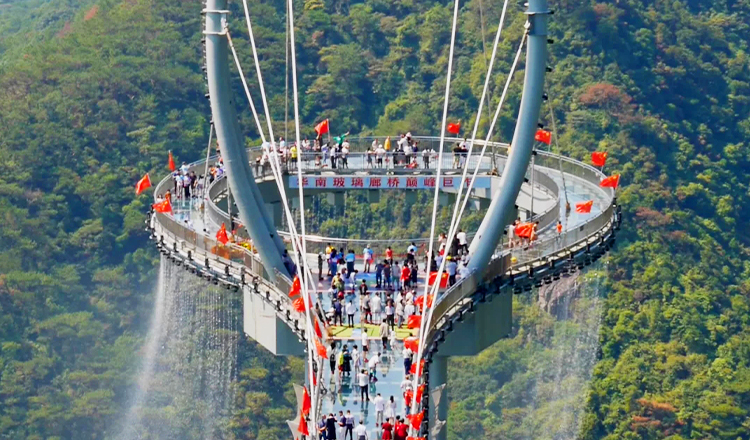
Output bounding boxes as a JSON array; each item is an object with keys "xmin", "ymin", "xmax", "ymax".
[{"xmin": 0, "ymin": 0, "xmax": 749, "ymax": 439}]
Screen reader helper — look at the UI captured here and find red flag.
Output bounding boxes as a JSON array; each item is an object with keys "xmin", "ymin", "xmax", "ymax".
[
  {"xmin": 514, "ymin": 222, "xmax": 533, "ymax": 238},
  {"xmin": 408, "ymin": 412, "xmax": 424, "ymax": 430},
  {"xmin": 600, "ymin": 174, "xmax": 620, "ymax": 188},
  {"xmin": 297, "ymin": 410, "xmax": 309, "ymax": 436},
  {"xmin": 575, "ymin": 200, "xmax": 593, "ymax": 214},
  {"xmin": 314, "ymin": 318, "xmax": 323, "ymax": 339},
  {"xmin": 152, "ymin": 199, "xmax": 172, "ymax": 214},
  {"xmin": 447, "ymin": 122, "xmax": 461, "ymax": 135},
  {"xmin": 302, "ymin": 387, "xmax": 311, "ymax": 416},
  {"xmin": 416, "ymin": 384, "xmax": 425, "ymax": 403},
  {"xmin": 428, "ymin": 272, "xmax": 449, "ymax": 288},
  {"xmin": 168, "ymin": 151, "xmax": 176, "ymax": 171},
  {"xmin": 314, "ymin": 119, "xmax": 329, "ymax": 135},
  {"xmin": 404, "ymin": 389, "xmax": 413, "ymax": 408},
  {"xmin": 289, "ymin": 276, "xmax": 301, "ymax": 297},
  {"xmin": 404, "ymin": 337, "xmax": 419, "ymax": 352},
  {"xmin": 135, "ymin": 173, "xmax": 152, "ymax": 195},
  {"xmin": 591, "ymin": 151, "xmax": 608, "ymax": 167},
  {"xmin": 534, "ymin": 129, "xmax": 551, "ymax": 145},
  {"xmin": 293, "ymin": 297, "xmax": 309, "ymax": 313},
  {"xmin": 216, "ymin": 223, "xmax": 229, "ymax": 245},
  {"xmin": 315, "ymin": 339, "xmax": 327, "ymax": 358},
  {"xmin": 407, "ymin": 437, "xmax": 426, "ymax": 440},
  {"xmin": 409, "ymin": 360, "xmax": 425, "ymax": 376},
  {"xmin": 414, "ymin": 295, "xmax": 434, "ymax": 311},
  {"xmin": 407, "ymin": 315, "xmax": 422, "ymax": 330}
]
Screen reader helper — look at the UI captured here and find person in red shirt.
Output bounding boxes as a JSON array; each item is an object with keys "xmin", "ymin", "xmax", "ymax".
[
  {"xmin": 381, "ymin": 418, "xmax": 393, "ymax": 440},
  {"xmin": 400, "ymin": 263, "xmax": 411, "ymax": 288},
  {"xmin": 393, "ymin": 417, "xmax": 408, "ymax": 440},
  {"xmin": 385, "ymin": 246, "xmax": 393, "ymax": 265}
]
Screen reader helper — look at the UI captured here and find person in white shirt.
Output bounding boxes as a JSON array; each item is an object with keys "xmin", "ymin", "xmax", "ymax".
[
  {"xmin": 357, "ymin": 369, "xmax": 369, "ymax": 402},
  {"xmin": 368, "ymin": 354, "xmax": 380, "ymax": 380},
  {"xmin": 395, "ymin": 301, "xmax": 404, "ymax": 328},
  {"xmin": 361, "ymin": 330, "xmax": 369, "ymax": 353},
  {"xmin": 352, "ymin": 345, "xmax": 360, "ymax": 370},
  {"xmin": 400, "ymin": 374, "xmax": 413, "ymax": 392},
  {"xmin": 404, "ymin": 301, "xmax": 415, "ymax": 318},
  {"xmin": 346, "ymin": 301, "xmax": 356, "ymax": 328},
  {"xmin": 372, "ymin": 393, "xmax": 385, "ymax": 426},
  {"xmin": 370, "ymin": 293, "xmax": 382, "ymax": 323},
  {"xmin": 384, "ymin": 395, "xmax": 397, "ymax": 421},
  {"xmin": 379, "ymin": 321, "xmax": 389, "ymax": 349},
  {"xmin": 375, "ymin": 145, "xmax": 386, "ymax": 168},
  {"xmin": 457, "ymin": 229, "xmax": 468, "ymax": 254},
  {"xmin": 354, "ymin": 420, "xmax": 368, "ymax": 440}
]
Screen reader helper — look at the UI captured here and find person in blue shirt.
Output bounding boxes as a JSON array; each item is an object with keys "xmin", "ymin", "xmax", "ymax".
[{"xmin": 345, "ymin": 249, "xmax": 356, "ymax": 274}]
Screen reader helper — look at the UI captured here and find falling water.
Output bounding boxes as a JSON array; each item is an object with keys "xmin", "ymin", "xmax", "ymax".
[
  {"xmin": 518, "ymin": 263, "xmax": 606, "ymax": 440},
  {"xmin": 117, "ymin": 257, "xmax": 241, "ymax": 440}
]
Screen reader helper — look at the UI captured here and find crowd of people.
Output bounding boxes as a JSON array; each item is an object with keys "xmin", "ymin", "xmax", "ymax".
[{"xmin": 251, "ymin": 133, "xmax": 475, "ymax": 173}]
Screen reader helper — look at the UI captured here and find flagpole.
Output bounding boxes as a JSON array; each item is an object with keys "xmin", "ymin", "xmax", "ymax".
[{"xmin": 326, "ymin": 118, "xmax": 331, "ymax": 145}]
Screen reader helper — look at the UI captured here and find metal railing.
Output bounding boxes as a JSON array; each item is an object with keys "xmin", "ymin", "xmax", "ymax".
[{"xmin": 202, "ymin": 149, "xmax": 562, "ymax": 257}]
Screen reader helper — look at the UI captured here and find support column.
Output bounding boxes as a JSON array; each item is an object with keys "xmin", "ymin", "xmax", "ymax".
[
  {"xmin": 428, "ymin": 356, "xmax": 448, "ymax": 440},
  {"xmin": 204, "ymin": 1, "xmax": 287, "ymax": 280},
  {"xmin": 468, "ymin": 0, "xmax": 550, "ymax": 275}
]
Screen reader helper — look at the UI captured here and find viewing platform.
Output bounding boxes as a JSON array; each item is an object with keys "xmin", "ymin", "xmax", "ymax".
[{"xmin": 147, "ymin": 135, "xmax": 620, "ymax": 436}]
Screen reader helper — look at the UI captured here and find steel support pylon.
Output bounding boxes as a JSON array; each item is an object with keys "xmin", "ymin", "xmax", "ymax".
[
  {"xmin": 467, "ymin": 0, "xmax": 550, "ymax": 275},
  {"xmin": 204, "ymin": 1, "xmax": 288, "ymax": 280}
]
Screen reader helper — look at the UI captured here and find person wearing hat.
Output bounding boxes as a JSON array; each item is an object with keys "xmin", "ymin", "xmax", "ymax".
[{"xmin": 445, "ymin": 255, "xmax": 458, "ymax": 287}]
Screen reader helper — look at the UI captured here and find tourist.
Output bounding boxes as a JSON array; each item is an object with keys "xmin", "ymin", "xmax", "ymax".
[
  {"xmin": 446, "ymin": 255, "xmax": 458, "ymax": 286},
  {"xmin": 380, "ymin": 320, "xmax": 389, "ymax": 350},
  {"xmin": 385, "ymin": 300, "xmax": 395, "ymax": 331},
  {"xmin": 358, "ymin": 369, "xmax": 369, "ymax": 403},
  {"xmin": 385, "ymin": 396, "xmax": 397, "ymax": 422},
  {"xmin": 328, "ymin": 341, "xmax": 338, "ymax": 373},
  {"xmin": 381, "ymin": 417, "xmax": 393, "ymax": 440},
  {"xmin": 346, "ymin": 249, "xmax": 356, "ymax": 274},
  {"xmin": 327, "ymin": 413, "xmax": 338, "ymax": 440},
  {"xmin": 370, "ymin": 291, "xmax": 381, "ymax": 322},
  {"xmin": 319, "ymin": 415, "xmax": 328, "ymax": 440},
  {"xmin": 354, "ymin": 420, "xmax": 369, "ymax": 440},
  {"xmin": 383, "ymin": 261, "xmax": 392, "ymax": 290},
  {"xmin": 346, "ymin": 301, "xmax": 356, "ymax": 328},
  {"xmin": 344, "ymin": 410, "xmax": 355, "ymax": 440},
  {"xmin": 338, "ymin": 411, "xmax": 347, "ymax": 440},
  {"xmin": 457, "ymin": 229, "xmax": 468, "ymax": 254},
  {"xmin": 375, "ymin": 260, "xmax": 384, "ymax": 288},
  {"xmin": 372, "ymin": 393, "xmax": 385, "ymax": 427},
  {"xmin": 363, "ymin": 245, "xmax": 374, "ymax": 272},
  {"xmin": 362, "ymin": 293, "xmax": 372, "ymax": 324}
]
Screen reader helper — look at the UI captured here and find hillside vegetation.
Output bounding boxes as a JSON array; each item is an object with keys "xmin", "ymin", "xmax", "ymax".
[{"xmin": 0, "ymin": 0, "xmax": 749, "ymax": 439}]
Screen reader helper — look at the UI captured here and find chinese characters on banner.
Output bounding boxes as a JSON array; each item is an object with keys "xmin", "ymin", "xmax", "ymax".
[{"xmin": 289, "ymin": 176, "xmax": 492, "ymax": 190}]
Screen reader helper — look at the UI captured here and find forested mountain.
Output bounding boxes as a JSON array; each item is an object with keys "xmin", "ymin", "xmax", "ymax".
[{"xmin": 0, "ymin": 0, "xmax": 749, "ymax": 439}]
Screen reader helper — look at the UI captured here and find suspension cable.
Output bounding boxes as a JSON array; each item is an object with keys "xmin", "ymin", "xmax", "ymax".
[
  {"xmin": 285, "ymin": 0, "xmax": 290, "ymax": 142},
  {"xmin": 287, "ymin": 0, "xmax": 320, "ymax": 427},
  {"xmin": 411, "ymin": 30, "xmax": 528, "ymax": 422},
  {"xmin": 477, "ymin": 0, "xmax": 497, "ymax": 169},
  {"xmin": 232, "ymin": 5, "xmax": 320, "ymax": 423},
  {"xmin": 201, "ymin": 123, "xmax": 214, "ymax": 226},
  {"xmin": 414, "ymin": 0, "xmax": 512, "ymax": 353},
  {"xmin": 410, "ymin": 0, "xmax": 461, "ymax": 427}
]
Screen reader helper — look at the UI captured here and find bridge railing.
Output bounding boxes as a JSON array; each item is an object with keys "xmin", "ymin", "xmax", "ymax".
[{"xmin": 203, "ymin": 152, "xmax": 561, "ymax": 260}]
